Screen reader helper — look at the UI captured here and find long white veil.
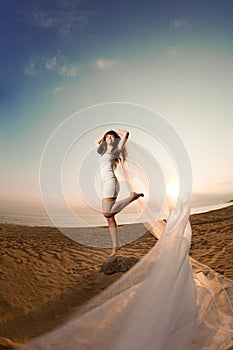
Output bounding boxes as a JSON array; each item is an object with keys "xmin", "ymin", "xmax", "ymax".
[{"xmin": 21, "ymin": 138, "xmax": 233, "ymax": 350}]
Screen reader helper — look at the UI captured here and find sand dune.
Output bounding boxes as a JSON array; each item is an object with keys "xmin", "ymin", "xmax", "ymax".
[{"xmin": 0, "ymin": 205, "xmax": 232, "ymax": 348}]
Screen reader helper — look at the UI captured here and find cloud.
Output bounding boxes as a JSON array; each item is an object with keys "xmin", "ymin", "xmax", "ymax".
[
  {"xmin": 19, "ymin": 2, "xmax": 93, "ymax": 38},
  {"xmin": 168, "ymin": 46, "xmax": 180, "ymax": 56},
  {"xmin": 24, "ymin": 59, "xmax": 37, "ymax": 76},
  {"xmin": 24, "ymin": 53, "xmax": 78, "ymax": 78},
  {"xmin": 53, "ymin": 85, "xmax": 67, "ymax": 95},
  {"xmin": 59, "ymin": 65, "xmax": 78, "ymax": 77},
  {"xmin": 95, "ymin": 59, "xmax": 118, "ymax": 70},
  {"xmin": 171, "ymin": 18, "xmax": 188, "ymax": 29},
  {"xmin": 44, "ymin": 56, "xmax": 57, "ymax": 70}
]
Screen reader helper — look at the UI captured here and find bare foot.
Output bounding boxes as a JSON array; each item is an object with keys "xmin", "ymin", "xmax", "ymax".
[
  {"xmin": 130, "ymin": 192, "xmax": 144, "ymax": 201},
  {"xmin": 109, "ymin": 246, "xmax": 121, "ymax": 257}
]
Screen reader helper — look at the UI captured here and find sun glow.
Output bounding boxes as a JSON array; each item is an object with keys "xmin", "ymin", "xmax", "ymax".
[{"xmin": 167, "ymin": 181, "xmax": 179, "ymax": 201}]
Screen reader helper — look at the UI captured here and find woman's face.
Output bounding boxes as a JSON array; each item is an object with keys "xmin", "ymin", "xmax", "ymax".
[{"xmin": 105, "ymin": 133, "xmax": 115, "ymax": 145}]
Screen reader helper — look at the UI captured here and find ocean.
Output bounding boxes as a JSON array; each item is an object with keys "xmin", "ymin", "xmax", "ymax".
[
  {"xmin": 0, "ymin": 202, "xmax": 232, "ymax": 228},
  {"xmin": 0, "ymin": 211, "xmax": 142, "ymax": 228}
]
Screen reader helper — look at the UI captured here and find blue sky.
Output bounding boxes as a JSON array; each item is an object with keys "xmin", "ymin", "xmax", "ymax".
[{"xmin": 1, "ymin": 0, "xmax": 233, "ymax": 213}]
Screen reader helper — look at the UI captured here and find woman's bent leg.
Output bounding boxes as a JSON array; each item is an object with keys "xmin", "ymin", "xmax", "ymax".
[
  {"xmin": 102, "ymin": 192, "xmax": 144, "ymax": 217},
  {"xmin": 102, "ymin": 193, "xmax": 144, "ymax": 256},
  {"xmin": 110, "ymin": 192, "xmax": 144, "ymax": 215}
]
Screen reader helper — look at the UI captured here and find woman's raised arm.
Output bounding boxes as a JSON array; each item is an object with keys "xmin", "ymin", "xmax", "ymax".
[
  {"xmin": 95, "ymin": 133, "xmax": 105, "ymax": 148},
  {"xmin": 116, "ymin": 129, "xmax": 129, "ymax": 151}
]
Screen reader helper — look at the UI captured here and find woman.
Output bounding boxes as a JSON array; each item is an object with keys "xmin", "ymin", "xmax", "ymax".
[{"xmin": 95, "ymin": 129, "xmax": 144, "ymax": 256}]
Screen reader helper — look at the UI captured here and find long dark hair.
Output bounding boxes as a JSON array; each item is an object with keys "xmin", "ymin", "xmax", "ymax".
[{"xmin": 97, "ymin": 130, "xmax": 127, "ymax": 162}]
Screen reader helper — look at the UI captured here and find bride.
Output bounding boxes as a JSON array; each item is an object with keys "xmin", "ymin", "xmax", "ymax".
[{"xmin": 95, "ymin": 128, "xmax": 144, "ymax": 256}]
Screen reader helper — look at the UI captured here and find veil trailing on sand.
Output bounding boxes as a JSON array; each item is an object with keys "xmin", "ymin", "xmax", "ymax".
[{"xmin": 23, "ymin": 137, "xmax": 233, "ymax": 349}]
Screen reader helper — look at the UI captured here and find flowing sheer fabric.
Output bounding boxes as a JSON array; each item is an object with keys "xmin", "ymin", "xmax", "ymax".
[{"xmin": 18, "ymin": 143, "xmax": 233, "ymax": 350}]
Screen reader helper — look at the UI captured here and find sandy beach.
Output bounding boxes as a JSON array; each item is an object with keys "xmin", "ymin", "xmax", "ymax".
[{"xmin": 0, "ymin": 204, "xmax": 233, "ymax": 349}]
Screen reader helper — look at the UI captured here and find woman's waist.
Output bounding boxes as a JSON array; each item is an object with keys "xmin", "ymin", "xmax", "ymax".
[{"xmin": 100, "ymin": 172, "xmax": 118, "ymax": 181}]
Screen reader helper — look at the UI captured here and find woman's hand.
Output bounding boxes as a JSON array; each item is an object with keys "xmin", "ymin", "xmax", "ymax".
[{"xmin": 116, "ymin": 129, "xmax": 129, "ymax": 137}]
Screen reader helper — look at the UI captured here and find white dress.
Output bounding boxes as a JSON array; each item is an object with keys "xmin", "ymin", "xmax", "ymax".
[{"xmin": 98, "ymin": 153, "xmax": 120, "ymax": 199}]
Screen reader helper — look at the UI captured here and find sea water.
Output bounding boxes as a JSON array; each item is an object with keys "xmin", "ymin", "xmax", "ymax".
[
  {"xmin": 0, "ymin": 202, "xmax": 232, "ymax": 228},
  {"xmin": 0, "ymin": 211, "xmax": 142, "ymax": 227}
]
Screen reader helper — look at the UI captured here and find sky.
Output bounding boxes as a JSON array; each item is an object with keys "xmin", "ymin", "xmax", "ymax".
[{"xmin": 1, "ymin": 0, "xmax": 233, "ymax": 214}]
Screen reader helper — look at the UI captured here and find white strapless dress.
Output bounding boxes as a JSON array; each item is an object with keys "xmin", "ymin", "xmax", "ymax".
[{"xmin": 98, "ymin": 153, "xmax": 120, "ymax": 199}]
